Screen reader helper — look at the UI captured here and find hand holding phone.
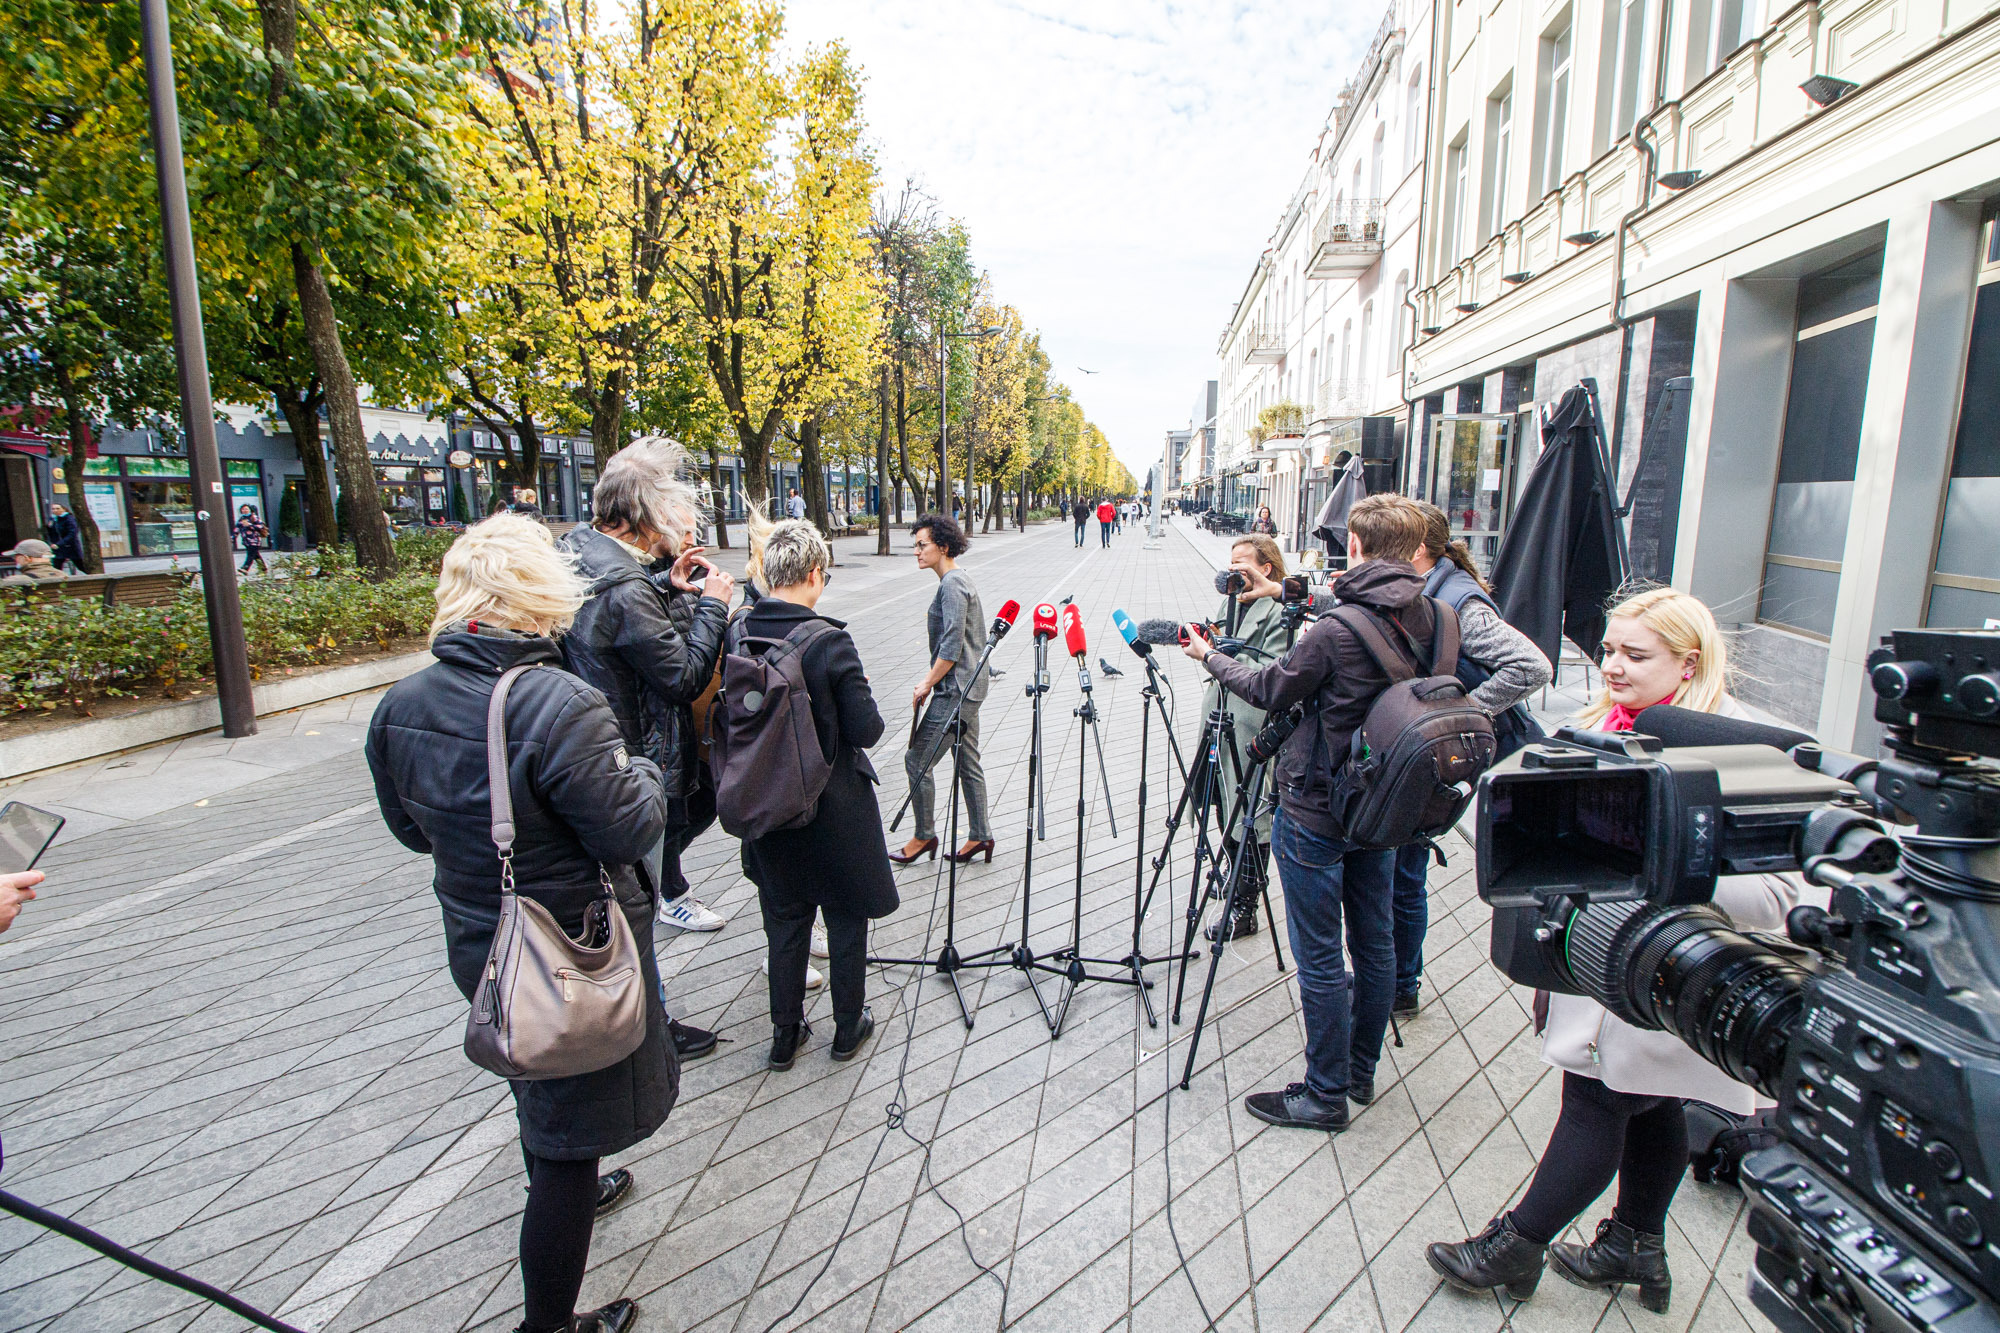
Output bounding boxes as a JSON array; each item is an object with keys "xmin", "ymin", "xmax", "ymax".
[
  {"xmin": 0, "ymin": 871, "xmax": 43, "ymax": 935},
  {"xmin": 0, "ymin": 801, "xmax": 62, "ymax": 875}
]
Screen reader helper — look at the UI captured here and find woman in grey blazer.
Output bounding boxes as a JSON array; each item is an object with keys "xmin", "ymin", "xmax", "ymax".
[{"xmin": 890, "ymin": 514, "xmax": 995, "ymax": 864}]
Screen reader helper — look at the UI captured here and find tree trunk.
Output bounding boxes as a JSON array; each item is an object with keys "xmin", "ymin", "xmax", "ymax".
[
  {"xmin": 875, "ymin": 367, "xmax": 892, "ymax": 556},
  {"xmin": 291, "ymin": 244, "xmax": 395, "ymax": 576},
  {"xmin": 736, "ymin": 411, "xmax": 781, "ymax": 510},
  {"xmin": 799, "ymin": 412, "xmax": 830, "ymax": 532},
  {"xmin": 589, "ymin": 369, "xmax": 627, "ymax": 464},
  {"xmin": 274, "ymin": 392, "xmax": 335, "ymax": 548},
  {"xmin": 56, "ymin": 385, "xmax": 103, "ymax": 573},
  {"xmin": 706, "ymin": 449, "xmax": 730, "ymax": 549}
]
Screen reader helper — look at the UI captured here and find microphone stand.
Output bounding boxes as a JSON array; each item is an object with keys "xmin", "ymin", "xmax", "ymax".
[
  {"xmin": 1115, "ymin": 645, "xmax": 1198, "ymax": 1028},
  {"xmin": 1177, "ymin": 747, "xmax": 1280, "ymax": 1089},
  {"xmin": 1046, "ymin": 648, "xmax": 1139, "ymax": 1038},
  {"xmin": 870, "ymin": 622, "xmax": 1018, "ymax": 1030}
]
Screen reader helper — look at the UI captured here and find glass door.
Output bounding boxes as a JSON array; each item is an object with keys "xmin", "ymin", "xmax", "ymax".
[{"xmin": 1426, "ymin": 414, "xmax": 1516, "ymax": 571}]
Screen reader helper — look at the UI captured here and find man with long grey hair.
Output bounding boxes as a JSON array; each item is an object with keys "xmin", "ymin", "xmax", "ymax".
[{"xmin": 558, "ymin": 437, "xmax": 735, "ymax": 1071}]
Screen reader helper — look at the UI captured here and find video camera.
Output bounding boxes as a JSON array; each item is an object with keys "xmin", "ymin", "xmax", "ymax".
[{"xmin": 1477, "ymin": 628, "xmax": 2000, "ymax": 1333}]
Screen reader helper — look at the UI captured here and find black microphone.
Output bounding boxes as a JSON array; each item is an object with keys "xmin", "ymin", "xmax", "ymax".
[
  {"xmin": 1631, "ymin": 704, "xmax": 1814, "ymax": 753},
  {"xmin": 1213, "ymin": 569, "xmax": 1248, "ymax": 597},
  {"xmin": 1133, "ymin": 618, "xmax": 1184, "ymax": 647}
]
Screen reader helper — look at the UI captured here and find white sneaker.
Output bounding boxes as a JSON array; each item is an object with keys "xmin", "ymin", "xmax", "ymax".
[
  {"xmin": 658, "ymin": 895, "xmax": 727, "ymax": 932},
  {"xmin": 810, "ymin": 923, "xmax": 830, "ymax": 960},
  {"xmin": 762, "ymin": 955, "xmax": 824, "ymax": 989}
]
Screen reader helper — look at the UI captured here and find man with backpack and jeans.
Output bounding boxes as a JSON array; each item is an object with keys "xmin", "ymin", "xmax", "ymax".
[{"xmin": 1182, "ymin": 494, "xmax": 1453, "ymax": 1133}]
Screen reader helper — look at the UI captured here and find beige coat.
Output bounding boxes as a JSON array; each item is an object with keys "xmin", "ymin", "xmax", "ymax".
[{"xmin": 1539, "ymin": 697, "xmax": 1809, "ymax": 1114}]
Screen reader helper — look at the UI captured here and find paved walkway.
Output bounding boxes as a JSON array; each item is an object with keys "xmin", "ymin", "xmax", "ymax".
[{"xmin": 0, "ymin": 518, "xmax": 1770, "ymax": 1333}]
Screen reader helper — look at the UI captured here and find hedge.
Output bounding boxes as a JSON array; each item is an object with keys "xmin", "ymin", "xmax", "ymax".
[{"xmin": 0, "ymin": 526, "xmax": 459, "ymax": 717}]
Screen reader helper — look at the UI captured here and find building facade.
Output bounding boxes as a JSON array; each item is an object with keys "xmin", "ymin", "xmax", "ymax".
[
  {"xmin": 1211, "ymin": 1, "xmax": 1434, "ymax": 550},
  {"xmin": 1406, "ymin": 0, "xmax": 2000, "ymax": 744}
]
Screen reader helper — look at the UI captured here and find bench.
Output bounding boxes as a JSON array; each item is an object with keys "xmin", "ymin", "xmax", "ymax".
[{"xmin": 4, "ymin": 570, "xmax": 194, "ymax": 610}]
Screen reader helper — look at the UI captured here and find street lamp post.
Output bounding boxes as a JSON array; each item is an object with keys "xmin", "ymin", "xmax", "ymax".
[
  {"xmin": 937, "ymin": 325, "xmax": 1002, "ymax": 521},
  {"xmin": 140, "ymin": 0, "xmax": 256, "ymax": 737}
]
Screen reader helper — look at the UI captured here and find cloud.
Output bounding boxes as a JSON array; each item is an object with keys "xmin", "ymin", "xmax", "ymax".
[{"xmin": 782, "ymin": 0, "xmax": 1384, "ymax": 477}]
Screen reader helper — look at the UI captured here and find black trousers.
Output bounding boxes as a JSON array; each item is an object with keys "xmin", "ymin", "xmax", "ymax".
[
  {"xmin": 1510, "ymin": 1071, "xmax": 1689, "ymax": 1244},
  {"xmin": 519, "ymin": 1148, "xmax": 599, "ymax": 1331},
  {"xmin": 762, "ymin": 891, "xmax": 867, "ymax": 1028},
  {"xmin": 1099, "ymin": 519, "xmax": 1112, "ymax": 547}
]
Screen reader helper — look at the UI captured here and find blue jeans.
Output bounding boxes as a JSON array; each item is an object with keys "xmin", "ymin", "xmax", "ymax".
[
  {"xmin": 1271, "ymin": 809, "xmax": 1396, "ymax": 1101},
  {"xmin": 1392, "ymin": 842, "xmax": 1430, "ymax": 999}
]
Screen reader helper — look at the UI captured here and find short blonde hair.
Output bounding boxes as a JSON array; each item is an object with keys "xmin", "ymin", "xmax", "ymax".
[
  {"xmin": 1578, "ymin": 585, "xmax": 1731, "ymax": 724},
  {"xmin": 760, "ymin": 518, "xmax": 831, "ymax": 590},
  {"xmin": 430, "ymin": 513, "xmax": 589, "ymax": 642}
]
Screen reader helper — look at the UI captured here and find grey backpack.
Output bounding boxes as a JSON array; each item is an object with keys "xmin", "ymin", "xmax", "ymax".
[
  {"xmin": 1324, "ymin": 603, "xmax": 1498, "ymax": 850},
  {"xmin": 706, "ymin": 618, "xmax": 837, "ymax": 840}
]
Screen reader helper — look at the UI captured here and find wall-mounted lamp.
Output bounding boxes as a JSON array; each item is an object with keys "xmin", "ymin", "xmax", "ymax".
[
  {"xmin": 1501, "ymin": 271, "xmax": 1533, "ymax": 284},
  {"xmin": 1800, "ymin": 75, "xmax": 1858, "ymax": 106},
  {"xmin": 1564, "ymin": 230, "xmax": 1606, "ymax": 246},
  {"xmin": 1454, "ymin": 302, "xmax": 1481, "ymax": 313},
  {"xmin": 1656, "ymin": 169, "xmax": 1705, "ymax": 190},
  {"xmin": 1419, "ymin": 325, "xmax": 1443, "ymax": 336}
]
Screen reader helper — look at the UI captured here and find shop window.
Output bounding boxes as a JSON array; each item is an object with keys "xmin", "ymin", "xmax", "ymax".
[
  {"xmin": 129, "ymin": 481, "xmax": 197, "ymax": 556},
  {"xmin": 1758, "ymin": 248, "xmax": 1884, "ymax": 638},
  {"xmin": 1927, "ymin": 219, "xmax": 2000, "ymax": 628}
]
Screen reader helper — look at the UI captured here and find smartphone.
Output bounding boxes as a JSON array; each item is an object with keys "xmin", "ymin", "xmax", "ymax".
[{"xmin": 0, "ymin": 802, "xmax": 64, "ymax": 874}]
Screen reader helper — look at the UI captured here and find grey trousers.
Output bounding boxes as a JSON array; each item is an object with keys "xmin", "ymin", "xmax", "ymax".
[{"xmin": 907, "ymin": 691, "xmax": 991, "ymax": 841}]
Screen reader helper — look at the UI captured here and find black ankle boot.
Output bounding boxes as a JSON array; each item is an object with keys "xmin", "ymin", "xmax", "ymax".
[
  {"xmin": 1205, "ymin": 892, "xmax": 1260, "ymax": 942},
  {"xmin": 1550, "ymin": 1217, "xmax": 1671, "ymax": 1312},
  {"xmin": 769, "ymin": 1021, "xmax": 810, "ymax": 1071},
  {"xmin": 572, "ymin": 1298, "xmax": 637, "ymax": 1332},
  {"xmin": 1427, "ymin": 1213, "xmax": 1547, "ymax": 1299}
]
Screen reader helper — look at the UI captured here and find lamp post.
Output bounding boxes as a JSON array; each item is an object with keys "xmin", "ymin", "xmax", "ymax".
[
  {"xmin": 937, "ymin": 324, "xmax": 1002, "ymax": 519},
  {"xmin": 140, "ymin": 0, "xmax": 255, "ymax": 737}
]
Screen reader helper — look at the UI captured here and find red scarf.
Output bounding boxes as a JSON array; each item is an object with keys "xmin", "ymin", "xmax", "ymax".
[{"xmin": 1603, "ymin": 695, "xmax": 1676, "ymax": 732}]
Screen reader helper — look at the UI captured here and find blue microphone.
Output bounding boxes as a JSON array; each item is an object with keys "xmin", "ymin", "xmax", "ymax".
[{"xmin": 1111, "ymin": 608, "xmax": 1150, "ymax": 658}]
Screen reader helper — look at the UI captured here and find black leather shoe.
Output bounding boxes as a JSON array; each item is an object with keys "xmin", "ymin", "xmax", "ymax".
[
  {"xmin": 670, "ymin": 1019, "xmax": 718, "ymax": 1061},
  {"xmin": 1550, "ymin": 1217, "xmax": 1672, "ymax": 1312},
  {"xmin": 573, "ymin": 1298, "xmax": 637, "ymax": 1332},
  {"xmin": 1244, "ymin": 1082, "xmax": 1349, "ymax": 1132},
  {"xmin": 1427, "ymin": 1213, "xmax": 1547, "ymax": 1300},
  {"xmin": 831, "ymin": 1008, "xmax": 875, "ymax": 1062},
  {"xmin": 1393, "ymin": 990, "xmax": 1421, "ymax": 1015},
  {"xmin": 769, "ymin": 1022, "xmax": 809, "ymax": 1071},
  {"xmin": 594, "ymin": 1168, "xmax": 633, "ymax": 1218},
  {"xmin": 1348, "ymin": 1078, "xmax": 1375, "ymax": 1107}
]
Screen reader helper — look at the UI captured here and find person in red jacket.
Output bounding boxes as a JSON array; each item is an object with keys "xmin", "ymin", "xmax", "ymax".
[{"xmin": 1095, "ymin": 498, "xmax": 1114, "ymax": 547}]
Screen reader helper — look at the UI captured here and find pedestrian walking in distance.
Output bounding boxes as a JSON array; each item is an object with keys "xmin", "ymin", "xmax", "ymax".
[
  {"xmin": 47, "ymin": 504, "xmax": 85, "ymax": 572},
  {"xmin": 735, "ymin": 519, "xmax": 898, "ymax": 1070},
  {"xmin": 892, "ymin": 514, "xmax": 994, "ymax": 866},
  {"xmin": 786, "ymin": 487, "xmax": 806, "ymax": 521},
  {"xmin": 366, "ymin": 513, "xmax": 672, "ymax": 1333},
  {"xmin": 233, "ymin": 504, "xmax": 269, "ymax": 575},
  {"xmin": 1071, "ymin": 497, "xmax": 1090, "ymax": 547},
  {"xmin": 1096, "ymin": 497, "xmax": 1115, "ymax": 547}
]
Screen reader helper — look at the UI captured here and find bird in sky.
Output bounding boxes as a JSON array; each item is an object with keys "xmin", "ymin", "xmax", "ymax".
[{"xmin": 1076, "ymin": 367, "xmax": 1100, "ymax": 375}]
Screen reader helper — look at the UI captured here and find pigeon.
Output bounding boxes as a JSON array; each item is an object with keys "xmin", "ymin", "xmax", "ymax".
[{"xmin": 1100, "ymin": 658, "xmax": 1124, "ymax": 678}]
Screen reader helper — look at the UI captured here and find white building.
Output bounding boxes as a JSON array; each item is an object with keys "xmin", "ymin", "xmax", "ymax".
[
  {"xmin": 1405, "ymin": 0, "xmax": 2000, "ymax": 743},
  {"xmin": 1212, "ymin": 2, "xmax": 1434, "ymax": 551}
]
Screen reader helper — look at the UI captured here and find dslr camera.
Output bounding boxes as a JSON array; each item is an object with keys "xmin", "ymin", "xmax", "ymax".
[{"xmin": 1478, "ymin": 629, "xmax": 2000, "ymax": 1333}]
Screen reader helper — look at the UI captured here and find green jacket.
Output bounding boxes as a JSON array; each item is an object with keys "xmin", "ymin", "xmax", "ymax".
[{"xmin": 1201, "ymin": 593, "xmax": 1289, "ymax": 842}]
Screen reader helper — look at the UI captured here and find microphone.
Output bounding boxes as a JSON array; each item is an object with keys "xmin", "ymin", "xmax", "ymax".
[
  {"xmin": 1213, "ymin": 569, "xmax": 1249, "ymax": 597},
  {"xmin": 1111, "ymin": 608, "xmax": 1150, "ymax": 658},
  {"xmin": 1061, "ymin": 605, "xmax": 1088, "ymax": 659},
  {"xmin": 1133, "ymin": 618, "xmax": 1184, "ymax": 647},
  {"xmin": 1032, "ymin": 603, "xmax": 1058, "ymax": 641},
  {"xmin": 990, "ymin": 598, "xmax": 1021, "ymax": 639},
  {"xmin": 1631, "ymin": 705, "xmax": 1814, "ymax": 753}
]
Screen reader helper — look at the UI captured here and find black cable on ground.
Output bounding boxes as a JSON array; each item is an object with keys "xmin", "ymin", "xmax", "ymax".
[{"xmin": 0, "ymin": 1189, "xmax": 307, "ymax": 1333}]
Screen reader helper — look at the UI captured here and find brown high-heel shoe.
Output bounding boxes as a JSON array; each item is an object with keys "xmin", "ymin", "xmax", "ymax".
[
  {"xmin": 946, "ymin": 839, "xmax": 995, "ymax": 864},
  {"xmin": 888, "ymin": 837, "xmax": 938, "ymax": 864}
]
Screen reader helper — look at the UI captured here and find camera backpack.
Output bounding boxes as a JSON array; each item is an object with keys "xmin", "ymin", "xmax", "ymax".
[
  {"xmin": 706, "ymin": 617, "xmax": 837, "ymax": 841},
  {"xmin": 1325, "ymin": 603, "xmax": 1498, "ymax": 850},
  {"xmin": 1685, "ymin": 1102, "xmax": 1779, "ymax": 1185}
]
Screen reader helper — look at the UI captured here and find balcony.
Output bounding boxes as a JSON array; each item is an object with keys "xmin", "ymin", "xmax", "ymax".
[
  {"xmin": 1242, "ymin": 322, "xmax": 1285, "ymax": 365},
  {"xmin": 1308, "ymin": 200, "xmax": 1385, "ymax": 278}
]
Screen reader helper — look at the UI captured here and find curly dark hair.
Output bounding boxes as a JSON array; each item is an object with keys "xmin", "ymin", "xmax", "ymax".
[{"xmin": 913, "ymin": 512, "xmax": 969, "ymax": 558}]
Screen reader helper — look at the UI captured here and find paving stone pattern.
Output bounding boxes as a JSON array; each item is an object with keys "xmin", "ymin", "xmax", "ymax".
[{"xmin": 0, "ymin": 519, "xmax": 1774, "ymax": 1332}]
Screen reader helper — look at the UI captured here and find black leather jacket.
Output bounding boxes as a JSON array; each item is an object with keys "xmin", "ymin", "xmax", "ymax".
[{"xmin": 556, "ymin": 526, "xmax": 729, "ymax": 826}]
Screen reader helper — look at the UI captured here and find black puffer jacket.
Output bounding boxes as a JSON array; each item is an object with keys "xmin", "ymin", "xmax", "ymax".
[
  {"xmin": 365, "ymin": 627, "xmax": 677, "ymax": 1159},
  {"xmin": 557, "ymin": 526, "xmax": 728, "ymax": 827},
  {"xmin": 1204, "ymin": 560, "xmax": 1442, "ymax": 840}
]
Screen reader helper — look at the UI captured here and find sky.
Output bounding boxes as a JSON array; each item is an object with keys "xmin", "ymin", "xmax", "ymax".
[{"xmin": 781, "ymin": 0, "xmax": 1385, "ymax": 483}]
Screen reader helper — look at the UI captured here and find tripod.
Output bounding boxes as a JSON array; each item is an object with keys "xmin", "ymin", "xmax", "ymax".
[
  {"xmin": 872, "ymin": 627, "xmax": 1017, "ymax": 1030},
  {"xmin": 1047, "ymin": 650, "xmax": 1141, "ymax": 1037},
  {"xmin": 1113, "ymin": 646, "xmax": 1199, "ymax": 1028},
  {"xmin": 1176, "ymin": 741, "xmax": 1282, "ymax": 1088}
]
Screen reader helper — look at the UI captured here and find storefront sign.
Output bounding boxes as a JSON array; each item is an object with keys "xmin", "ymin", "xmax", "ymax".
[
  {"xmin": 368, "ymin": 445, "xmax": 444, "ymax": 464},
  {"xmin": 448, "ymin": 449, "xmax": 473, "ymax": 468}
]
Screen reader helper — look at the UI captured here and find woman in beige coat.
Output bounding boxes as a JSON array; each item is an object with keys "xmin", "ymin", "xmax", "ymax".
[{"xmin": 1429, "ymin": 587, "xmax": 1801, "ymax": 1315}]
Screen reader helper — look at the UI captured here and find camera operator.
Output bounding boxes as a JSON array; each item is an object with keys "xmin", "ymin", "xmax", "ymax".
[
  {"xmin": 1180, "ymin": 494, "xmax": 1434, "ymax": 1133},
  {"xmin": 1202, "ymin": 534, "xmax": 1295, "ymax": 942},
  {"xmin": 1427, "ymin": 586, "xmax": 1799, "ymax": 1313}
]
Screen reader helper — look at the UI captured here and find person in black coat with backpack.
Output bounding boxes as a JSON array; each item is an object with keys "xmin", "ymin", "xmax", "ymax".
[
  {"xmin": 731, "ymin": 519, "xmax": 897, "ymax": 1071},
  {"xmin": 366, "ymin": 514, "xmax": 668, "ymax": 1333}
]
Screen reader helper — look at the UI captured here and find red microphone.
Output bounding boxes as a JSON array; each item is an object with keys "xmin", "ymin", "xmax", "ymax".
[
  {"xmin": 1032, "ymin": 603, "xmax": 1058, "ymax": 641},
  {"xmin": 991, "ymin": 598, "xmax": 1021, "ymax": 639},
  {"xmin": 1061, "ymin": 605, "xmax": 1087, "ymax": 659}
]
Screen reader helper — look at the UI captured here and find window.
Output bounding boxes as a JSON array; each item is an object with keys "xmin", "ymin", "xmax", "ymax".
[
  {"xmin": 1442, "ymin": 134, "xmax": 1470, "ymax": 264},
  {"xmin": 1405, "ymin": 69, "xmax": 1424, "ymax": 171},
  {"xmin": 1689, "ymin": 0, "xmax": 1751, "ymax": 77},
  {"xmin": 1758, "ymin": 248, "xmax": 1884, "ymax": 638},
  {"xmin": 1601, "ymin": 0, "xmax": 1652, "ymax": 148},
  {"xmin": 1392, "ymin": 272, "xmax": 1410, "ymax": 361},
  {"xmin": 1532, "ymin": 23, "xmax": 1573, "ymax": 198},
  {"xmin": 1359, "ymin": 304, "xmax": 1374, "ymax": 392},
  {"xmin": 1340, "ymin": 320, "xmax": 1353, "ymax": 387},
  {"xmin": 1370, "ymin": 126, "xmax": 1385, "ymax": 199},
  {"xmin": 1482, "ymin": 89, "xmax": 1514, "ymax": 242},
  {"xmin": 1927, "ymin": 220, "xmax": 2000, "ymax": 628}
]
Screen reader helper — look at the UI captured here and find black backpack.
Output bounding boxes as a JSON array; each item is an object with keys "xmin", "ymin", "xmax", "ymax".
[
  {"xmin": 706, "ymin": 618, "xmax": 837, "ymax": 841},
  {"xmin": 1324, "ymin": 603, "xmax": 1498, "ymax": 850}
]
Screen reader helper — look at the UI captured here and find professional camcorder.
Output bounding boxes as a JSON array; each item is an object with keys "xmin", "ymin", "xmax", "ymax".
[{"xmin": 1477, "ymin": 628, "xmax": 2000, "ymax": 1333}]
